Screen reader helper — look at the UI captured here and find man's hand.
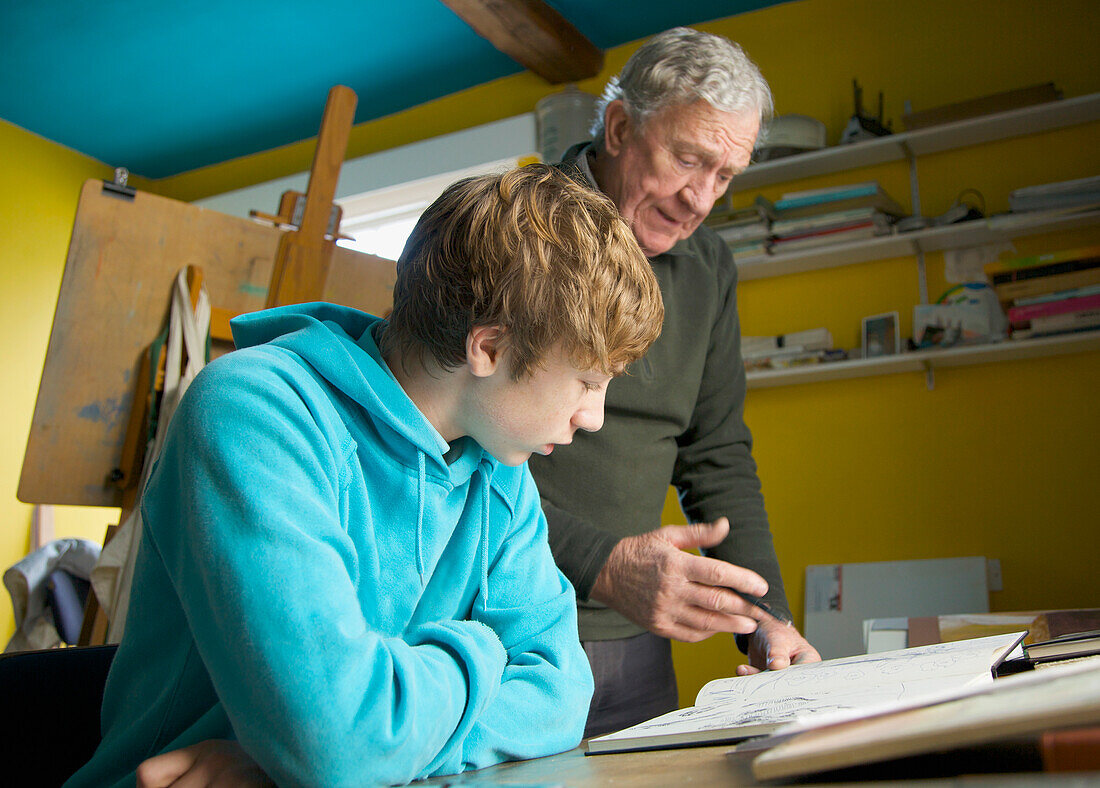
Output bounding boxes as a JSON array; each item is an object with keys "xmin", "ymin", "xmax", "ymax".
[
  {"xmin": 137, "ymin": 740, "xmax": 273, "ymax": 788},
  {"xmin": 589, "ymin": 517, "xmax": 770, "ymax": 642},
  {"xmin": 735, "ymin": 616, "xmax": 821, "ymax": 676}
]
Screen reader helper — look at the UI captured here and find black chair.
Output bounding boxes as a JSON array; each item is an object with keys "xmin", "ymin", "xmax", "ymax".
[{"xmin": 0, "ymin": 644, "xmax": 117, "ymax": 787}]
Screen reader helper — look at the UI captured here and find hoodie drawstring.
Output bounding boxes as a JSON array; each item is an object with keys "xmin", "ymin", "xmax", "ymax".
[
  {"xmin": 415, "ymin": 451, "xmax": 426, "ymax": 581},
  {"xmin": 478, "ymin": 459, "xmax": 492, "ymax": 611},
  {"xmin": 414, "ymin": 451, "xmax": 493, "ymax": 604}
]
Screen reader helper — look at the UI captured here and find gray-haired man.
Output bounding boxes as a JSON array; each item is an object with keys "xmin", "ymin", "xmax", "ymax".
[{"xmin": 529, "ymin": 27, "xmax": 820, "ymax": 738}]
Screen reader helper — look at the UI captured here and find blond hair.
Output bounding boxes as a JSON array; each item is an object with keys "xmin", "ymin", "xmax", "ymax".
[{"xmin": 382, "ymin": 164, "xmax": 663, "ymax": 379}]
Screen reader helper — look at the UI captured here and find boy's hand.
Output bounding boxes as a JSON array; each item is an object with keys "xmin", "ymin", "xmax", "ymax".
[
  {"xmin": 137, "ymin": 740, "xmax": 273, "ymax": 788},
  {"xmin": 590, "ymin": 517, "xmax": 771, "ymax": 642}
]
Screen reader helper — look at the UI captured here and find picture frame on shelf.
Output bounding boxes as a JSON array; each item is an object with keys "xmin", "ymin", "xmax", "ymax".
[{"xmin": 862, "ymin": 311, "xmax": 901, "ymax": 358}]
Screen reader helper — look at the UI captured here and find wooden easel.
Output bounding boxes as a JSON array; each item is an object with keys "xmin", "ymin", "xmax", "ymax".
[
  {"xmin": 18, "ymin": 86, "xmax": 397, "ymax": 644},
  {"xmin": 110, "ymin": 85, "xmax": 362, "ymax": 505},
  {"xmin": 254, "ymin": 84, "xmax": 358, "ymax": 308}
]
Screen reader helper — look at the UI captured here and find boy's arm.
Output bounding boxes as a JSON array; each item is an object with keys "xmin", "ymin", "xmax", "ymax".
[
  {"xmin": 439, "ymin": 467, "xmax": 593, "ymax": 774},
  {"xmin": 143, "ymin": 361, "xmax": 507, "ymax": 786}
]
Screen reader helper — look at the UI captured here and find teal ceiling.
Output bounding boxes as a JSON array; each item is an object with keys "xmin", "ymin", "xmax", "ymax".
[{"xmin": 1, "ymin": 1, "xmax": 789, "ymax": 178}]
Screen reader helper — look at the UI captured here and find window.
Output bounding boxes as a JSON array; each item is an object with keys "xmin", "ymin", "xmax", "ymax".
[{"xmin": 336, "ymin": 156, "xmax": 528, "ymax": 260}]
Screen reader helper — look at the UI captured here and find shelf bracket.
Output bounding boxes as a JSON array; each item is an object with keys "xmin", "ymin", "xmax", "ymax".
[
  {"xmin": 921, "ymin": 359, "xmax": 936, "ymax": 390},
  {"xmin": 901, "ymin": 140, "xmax": 930, "ymax": 306}
]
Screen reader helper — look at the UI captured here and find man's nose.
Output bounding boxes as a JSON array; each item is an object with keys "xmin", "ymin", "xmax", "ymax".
[{"xmin": 681, "ymin": 173, "xmax": 721, "ymax": 213}]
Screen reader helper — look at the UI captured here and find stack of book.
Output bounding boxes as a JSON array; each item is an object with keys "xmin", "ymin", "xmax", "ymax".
[
  {"xmin": 1022, "ymin": 609, "xmax": 1100, "ymax": 665},
  {"xmin": 758, "ymin": 181, "xmax": 905, "ymax": 254},
  {"xmin": 706, "ymin": 203, "xmax": 771, "ymax": 261},
  {"xmin": 742, "ymin": 327, "xmax": 837, "ymax": 370},
  {"xmin": 1009, "ymin": 174, "xmax": 1100, "ymax": 214},
  {"xmin": 984, "ymin": 246, "xmax": 1100, "ymax": 339}
]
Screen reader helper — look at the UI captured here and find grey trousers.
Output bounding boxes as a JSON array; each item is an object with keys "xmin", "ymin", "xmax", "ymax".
[{"xmin": 581, "ymin": 631, "xmax": 680, "ymax": 739}]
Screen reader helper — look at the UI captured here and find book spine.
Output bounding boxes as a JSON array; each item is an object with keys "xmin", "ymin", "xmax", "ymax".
[
  {"xmin": 1012, "ymin": 283, "xmax": 1100, "ymax": 307},
  {"xmin": 1025, "ymin": 308, "xmax": 1100, "ymax": 333},
  {"xmin": 994, "ymin": 267, "xmax": 1100, "ymax": 301},
  {"xmin": 988, "ymin": 256, "xmax": 1100, "ymax": 285},
  {"xmin": 772, "ymin": 207, "xmax": 880, "ymax": 235},
  {"xmin": 777, "ymin": 181, "xmax": 878, "ymax": 202},
  {"xmin": 774, "ymin": 194, "xmax": 905, "ymax": 220},
  {"xmin": 771, "ymin": 224, "xmax": 882, "ymax": 252},
  {"xmin": 773, "ymin": 220, "xmax": 876, "ymax": 243},
  {"xmin": 775, "ymin": 184, "xmax": 878, "ymax": 210},
  {"xmin": 1007, "ymin": 293, "xmax": 1100, "ymax": 322},
  {"xmin": 984, "ymin": 244, "xmax": 1100, "ymax": 275}
]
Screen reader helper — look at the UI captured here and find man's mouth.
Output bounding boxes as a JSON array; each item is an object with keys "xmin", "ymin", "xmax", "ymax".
[{"xmin": 655, "ymin": 206, "xmax": 697, "ymax": 228}]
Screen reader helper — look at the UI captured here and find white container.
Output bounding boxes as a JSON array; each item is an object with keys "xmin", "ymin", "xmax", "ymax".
[{"xmin": 536, "ymin": 86, "xmax": 599, "ymax": 164}]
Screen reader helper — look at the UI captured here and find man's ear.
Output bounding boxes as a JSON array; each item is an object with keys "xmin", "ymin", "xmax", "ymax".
[
  {"xmin": 603, "ymin": 100, "xmax": 631, "ymax": 157},
  {"xmin": 466, "ymin": 325, "xmax": 506, "ymax": 378}
]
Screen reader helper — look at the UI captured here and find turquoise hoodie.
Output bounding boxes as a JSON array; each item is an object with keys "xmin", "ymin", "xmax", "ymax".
[{"xmin": 67, "ymin": 303, "xmax": 593, "ymax": 787}]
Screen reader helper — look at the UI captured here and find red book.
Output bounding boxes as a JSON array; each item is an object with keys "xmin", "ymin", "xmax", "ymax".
[{"xmin": 1008, "ymin": 292, "xmax": 1100, "ymax": 322}]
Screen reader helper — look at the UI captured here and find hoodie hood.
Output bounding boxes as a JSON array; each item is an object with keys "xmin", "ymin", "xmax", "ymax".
[
  {"xmin": 232, "ymin": 302, "xmax": 491, "ymax": 482},
  {"xmin": 232, "ymin": 302, "xmax": 499, "ymax": 584}
]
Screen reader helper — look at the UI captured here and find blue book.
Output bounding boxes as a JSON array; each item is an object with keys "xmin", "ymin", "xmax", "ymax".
[
  {"xmin": 774, "ymin": 182, "xmax": 880, "ymax": 211},
  {"xmin": 771, "ymin": 183, "xmax": 906, "ymax": 219}
]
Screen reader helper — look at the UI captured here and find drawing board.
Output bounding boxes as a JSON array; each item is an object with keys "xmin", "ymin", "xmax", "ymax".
[{"xmin": 19, "ymin": 179, "xmax": 396, "ymax": 507}]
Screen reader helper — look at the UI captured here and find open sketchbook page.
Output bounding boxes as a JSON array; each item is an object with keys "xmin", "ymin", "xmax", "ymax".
[
  {"xmin": 751, "ymin": 656, "xmax": 1100, "ymax": 781},
  {"xmin": 586, "ymin": 631, "xmax": 1025, "ymax": 754}
]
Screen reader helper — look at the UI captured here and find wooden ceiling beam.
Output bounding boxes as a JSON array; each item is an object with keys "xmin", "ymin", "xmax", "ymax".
[{"xmin": 441, "ymin": 0, "xmax": 603, "ymax": 84}]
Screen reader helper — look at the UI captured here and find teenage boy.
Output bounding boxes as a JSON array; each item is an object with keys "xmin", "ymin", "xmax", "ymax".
[{"xmin": 66, "ymin": 164, "xmax": 664, "ymax": 787}]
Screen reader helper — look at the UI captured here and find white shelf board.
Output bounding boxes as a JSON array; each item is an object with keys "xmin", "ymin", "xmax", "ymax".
[
  {"xmin": 733, "ymin": 92, "xmax": 1100, "ymax": 191},
  {"xmin": 735, "ymin": 207, "xmax": 1100, "ymax": 281},
  {"xmin": 746, "ymin": 329, "xmax": 1100, "ymax": 389}
]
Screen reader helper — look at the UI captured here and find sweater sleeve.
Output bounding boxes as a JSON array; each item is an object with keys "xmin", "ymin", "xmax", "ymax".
[
  {"xmin": 671, "ymin": 235, "xmax": 792, "ymax": 625},
  {"xmin": 141, "ymin": 358, "xmax": 508, "ymax": 787},
  {"xmin": 435, "ymin": 469, "xmax": 593, "ymax": 775},
  {"xmin": 543, "ymin": 499, "xmax": 620, "ymax": 602}
]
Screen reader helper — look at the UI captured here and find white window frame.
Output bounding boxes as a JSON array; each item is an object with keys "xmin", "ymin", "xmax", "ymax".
[
  {"xmin": 335, "ymin": 155, "xmax": 527, "ymax": 260},
  {"xmin": 194, "ymin": 114, "xmax": 538, "ymax": 255}
]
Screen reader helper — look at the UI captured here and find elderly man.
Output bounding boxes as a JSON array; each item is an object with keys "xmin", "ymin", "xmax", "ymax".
[{"xmin": 528, "ymin": 26, "xmax": 820, "ymax": 739}]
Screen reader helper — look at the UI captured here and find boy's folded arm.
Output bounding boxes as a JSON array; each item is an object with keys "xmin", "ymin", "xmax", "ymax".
[
  {"xmin": 440, "ymin": 470, "xmax": 593, "ymax": 774},
  {"xmin": 144, "ymin": 368, "xmax": 508, "ymax": 786}
]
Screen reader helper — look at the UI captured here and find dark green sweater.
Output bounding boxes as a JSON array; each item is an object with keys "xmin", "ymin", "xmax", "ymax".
[{"xmin": 529, "ymin": 144, "xmax": 790, "ymax": 641}]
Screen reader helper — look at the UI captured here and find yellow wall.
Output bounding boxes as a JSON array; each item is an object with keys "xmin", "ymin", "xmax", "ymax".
[
  {"xmin": 0, "ymin": 120, "xmax": 123, "ymax": 640},
  {"xmin": 2, "ymin": 0, "xmax": 1098, "ymax": 709}
]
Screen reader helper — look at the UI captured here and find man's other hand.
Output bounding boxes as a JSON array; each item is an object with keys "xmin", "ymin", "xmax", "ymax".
[
  {"xmin": 735, "ymin": 617, "xmax": 821, "ymax": 676},
  {"xmin": 590, "ymin": 517, "xmax": 770, "ymax": 642}
]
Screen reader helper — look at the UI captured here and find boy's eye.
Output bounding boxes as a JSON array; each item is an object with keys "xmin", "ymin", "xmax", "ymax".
[{"xmin": 582, "ymin": 381, "xmax": 602, "ymax": 393}]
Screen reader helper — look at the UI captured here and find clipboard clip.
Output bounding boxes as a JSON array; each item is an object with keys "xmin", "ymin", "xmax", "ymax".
[{"xmin": 102, "ymin": 167, "xmax": 136, "ymax": 200}]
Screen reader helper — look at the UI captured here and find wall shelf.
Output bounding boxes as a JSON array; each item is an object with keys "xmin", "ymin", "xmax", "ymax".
[
  {"xmin": 746, "ymin": 329, "xmax": 1100, "ymax": 389},
  {"xmin": 732, "ymin": 92, "xmax": 1100, "ymax": 191},
  {"xmin": 736, "ymin": 207, "xmax": 1100, "ymax": 281},
  {"xmin": 733, "ymin": 91, "xmax": 1100, "ymax": 389}
]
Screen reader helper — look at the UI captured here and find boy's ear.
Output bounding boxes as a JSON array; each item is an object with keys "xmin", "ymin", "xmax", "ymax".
[
  {"xmin": 603, "ymin": 100, "xmax": 631, "ymax": 157},
  {"xmin": 466, "ymin": 325, "xmax": 506, "ymax": 378}
]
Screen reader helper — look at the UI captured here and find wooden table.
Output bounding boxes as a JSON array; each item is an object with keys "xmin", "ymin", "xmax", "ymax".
[{"xmin": 414, "ymin": 742, "xmax": 1087, "ymax": 786}]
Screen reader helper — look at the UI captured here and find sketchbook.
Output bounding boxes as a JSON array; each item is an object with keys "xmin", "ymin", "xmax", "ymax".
[
  {"xmin": 751, "ymin": 656, "xmax": 1100, "ymax": 780},
  {"xmin": 585, "ymin": 631, "xmax": 1025, "ymax": 755}
]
